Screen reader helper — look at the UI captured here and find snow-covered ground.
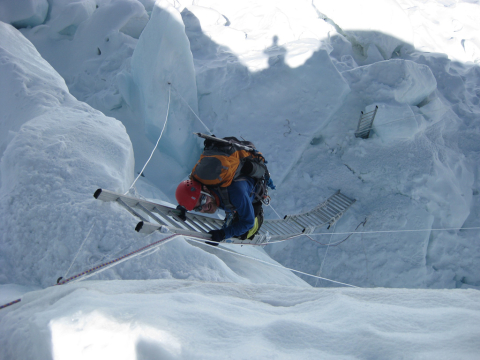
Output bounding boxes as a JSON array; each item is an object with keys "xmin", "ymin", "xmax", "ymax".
[{"xmin": 1, "ymin": 0, "xmax": 480, "ymax": 358}]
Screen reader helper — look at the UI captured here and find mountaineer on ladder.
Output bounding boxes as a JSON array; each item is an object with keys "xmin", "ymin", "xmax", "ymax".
[{"xmin": 175, "ymin": 133, "xmax": 275, "ymax": 246}]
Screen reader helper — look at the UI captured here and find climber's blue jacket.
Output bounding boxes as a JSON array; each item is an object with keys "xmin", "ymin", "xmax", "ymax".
[{"xmin": 212, "ymin": 177, "xmax": 256, "ymax": 239}]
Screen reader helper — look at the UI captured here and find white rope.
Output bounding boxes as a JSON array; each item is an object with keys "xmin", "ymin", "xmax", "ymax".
[
  {"xmin": 315, "ymin": 222, "xmax": 336, "ymax": 287},
  {"xmin": 64, "ymin": 221, "xmax": 96, "ymax": 278},
  {"xmin": 261, "ymin": 226, "xmax": 480, "ymax": 246},
  {"xmin": 268, "ymin": 202, "xmax": 283, "ymax": 219},
  {"xmin": 185, "ymin": 236, "xmax": 359, "ymax": 288},
  {"xmin": 125, "ymin": 85, "xmax": 171, "ymax": 194},
  {"xmin": 308, "ymin": 226, "xmax": 480, "ymax": 237},
  {"xmin": 170, "ymin": 83, "xmax": 213, "ymax": 135}
]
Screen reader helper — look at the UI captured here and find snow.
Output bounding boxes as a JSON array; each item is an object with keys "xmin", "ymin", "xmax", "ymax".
[
  {"xmin": 313, "ymin": 0, "xmax": 415, "ymax": 64},
  {"xmin": 1, "ymin": 0, "xmax": 480, "ymax": 357},
  {"xmin": 341, "ymin": 59, "xmax": 437, "ymax": 106},
  {"xmin": 2, "ymin": 280, "xmax": 480, "ymax": 360}
]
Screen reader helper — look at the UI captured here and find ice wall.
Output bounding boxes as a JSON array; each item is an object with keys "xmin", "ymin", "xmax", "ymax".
[
  {"xmin": 0, "ymin": 22, "xmax": 134, "ymax": 285},
  {"xmin": 120, "ymin": 0, "xmax": 202, "ymax": 195}
]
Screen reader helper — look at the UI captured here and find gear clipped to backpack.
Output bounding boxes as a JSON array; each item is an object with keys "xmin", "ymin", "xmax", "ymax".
[{"xmin": 191, "ymin": 133, "xmax": 275, "ymax": 208}]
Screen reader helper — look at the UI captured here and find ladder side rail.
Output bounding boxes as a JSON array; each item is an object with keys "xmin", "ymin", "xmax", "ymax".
[
  {"xmin": 96, "ymin": 189, "xmax": 228, "ymax": 228},
  {"xmin": 355, "ymin": 111, "xmax": 365, "ymax": 133}
]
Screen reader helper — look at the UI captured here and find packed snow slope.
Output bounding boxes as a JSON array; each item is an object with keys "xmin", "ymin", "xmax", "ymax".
[
  {"xmin": 1, "ymin": 280, "xmax": 480, "ymax": 360},
  {"xmin": 1, "ymin": 0, "xmax": 480, "ymax": 358}
]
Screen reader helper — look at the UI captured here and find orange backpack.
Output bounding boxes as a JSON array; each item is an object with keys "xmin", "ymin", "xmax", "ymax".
[
  {"xmin": 191, "ymin": 136, "xmax": 267, "ymax": 187},
  {"xmin": 190, "ymin": 134, "xmax": 272, "ymax": 210}
]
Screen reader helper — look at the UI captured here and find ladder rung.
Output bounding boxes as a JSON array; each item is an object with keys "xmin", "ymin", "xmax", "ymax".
[
  {"xmin": 331, "ymin": 195, "xmax": 350, "ymax": 208},
  {"xmin": 136, "ymin": 203, "xmax": 169, "ymax": 226},
  {"xmin": 116, "ymin": 198, "xmax": 148, "ymax": 222}
]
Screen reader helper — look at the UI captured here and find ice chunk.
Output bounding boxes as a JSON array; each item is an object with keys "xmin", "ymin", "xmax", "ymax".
[
  {"xmin": 128, "ymin": 0, "xmax": 202, "ymax": 193},
  {"xmin": 342, "ymin": 59, "xmax": 437, "ymax": 106},
  {"xmin": 370, "ymin": 104, "xmax": 419, "ymax": 141},
  {"xmin": 0, "ymin": 0, "xmax": 48, "ymax": 28},
  {"xmin": 313, "ymin": 0, "xmax": 414, "ymax": 62}
]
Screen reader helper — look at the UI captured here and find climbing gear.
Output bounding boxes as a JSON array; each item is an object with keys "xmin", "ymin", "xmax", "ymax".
[
  {"xmin": 191, "ymin": 133, "xmax": 273, "ymax": 210},
  {"xmin": 175, "ymin": 179, "xmax": 202, "ymax": 211}
]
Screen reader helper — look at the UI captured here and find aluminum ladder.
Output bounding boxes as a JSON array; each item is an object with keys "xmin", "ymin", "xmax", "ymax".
[
  {"xmin": 94, "ymin": 189, "xmax": 356, "ymax": 246},
  {"xmin": 355, "ymin": 105, "xmax": 378, "ymax": 139}
]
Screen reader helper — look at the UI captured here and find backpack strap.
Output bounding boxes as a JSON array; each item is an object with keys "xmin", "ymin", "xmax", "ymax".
[{"xmin": 215, "ymin": 186, "xmax": 235, "ymax": 212}]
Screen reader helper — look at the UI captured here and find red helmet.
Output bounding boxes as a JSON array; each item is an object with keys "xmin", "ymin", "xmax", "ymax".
[{"xmin": 175, "ymin": 179, "xmax": 202, "ymax": 211}]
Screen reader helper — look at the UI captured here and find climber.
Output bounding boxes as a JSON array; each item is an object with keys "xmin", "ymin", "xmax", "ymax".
[{"xmin": 175, "ymin": 174, "xmax": 264, "ymax": 246}]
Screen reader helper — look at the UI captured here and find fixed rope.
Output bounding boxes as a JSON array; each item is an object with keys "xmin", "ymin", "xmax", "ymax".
[
  {"xmin": 170, "ymin": 83, "xmax": 213, "ymax": 135},
  {"xmin": 63, "ymin": 221, "xmax": 96, "ymax": 280},
  {"xmin": 125, "ymin": 84, "xmax": 172, "ymax": 194},
  {"xmin": 56, "ymin": 233, "xmax": 179, "ymax": 285},
  {"xmin": 315, "ymin": 222, "xmax": 336, "ymax": 287},
  {"xmin": 185, "ymin": 237, "xmax": 358, "ymax": 287}
]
